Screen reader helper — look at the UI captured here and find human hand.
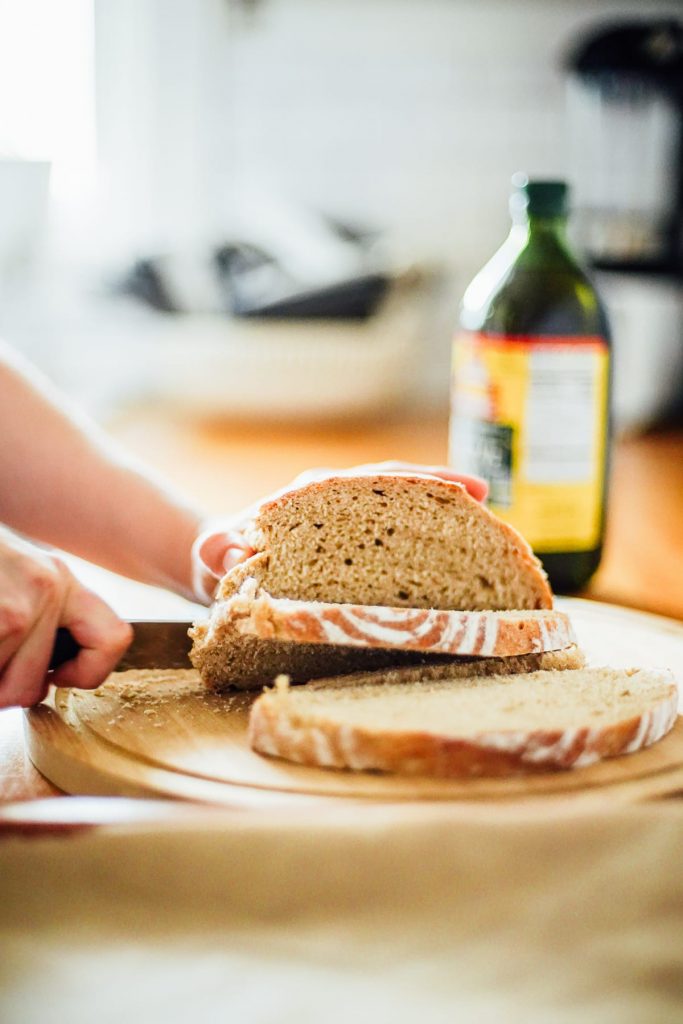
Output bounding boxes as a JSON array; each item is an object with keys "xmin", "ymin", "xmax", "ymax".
[
  {"xmin": 0, "ymin": 527, "xmax": 133, "ymax": 709},
  {"xmin": 191, "ymin": 461, "xmax": 487, "ymax": 604}
]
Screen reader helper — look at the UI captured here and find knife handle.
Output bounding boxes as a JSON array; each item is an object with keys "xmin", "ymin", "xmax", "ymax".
[{"xmin": 49, "ymin": 628, "xmax": 81, "ymax": 670}]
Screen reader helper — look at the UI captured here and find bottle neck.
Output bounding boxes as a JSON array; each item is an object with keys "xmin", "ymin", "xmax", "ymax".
[
  {"xmin": 513, "ymin": 213, "xmax": 568, "ymax": 240},
  {"xmin": 506, "ymin": 212, "xmax": 576, "ymax": 270},
  {"xmin": 531, "ymin": 212, "xmax": 567, "ymax": 232}
]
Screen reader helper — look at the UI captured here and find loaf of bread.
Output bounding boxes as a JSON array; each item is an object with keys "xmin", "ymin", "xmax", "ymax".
[
  {"xmin": 249, "ymin": 668, "xmax": 678, "ymax": 777},
  {"xmin": 190, "ymin": 473, "xmax": 557, "ymax": 687}
]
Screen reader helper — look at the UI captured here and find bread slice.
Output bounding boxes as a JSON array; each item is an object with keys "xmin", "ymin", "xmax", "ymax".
[
  {"xmin": 219, "ymin": 474, "xmax": 552, "ymax": 611},
  {"xmin": 249, "ymin": 668, "xmax": 678, "ymax": 777},
  {"xmin": 222, "ymin": 577, "xmax": 575, "ymax": 658},
  {"xmin": 189, "ymin": 614, "xmax": 584, "ymax": 689},
  {"xmin": 189, "ymin": 617, "xmax": 440, "ymax": 690},
  {"xmin": 190, "ymin": 473, "xmax": 554, "ymax": 687}
]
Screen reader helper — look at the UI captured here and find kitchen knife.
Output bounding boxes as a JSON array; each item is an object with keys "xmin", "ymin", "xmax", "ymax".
[{"xmin": 49, "ymin": 621, "xmax": 194, "ymax": 672}]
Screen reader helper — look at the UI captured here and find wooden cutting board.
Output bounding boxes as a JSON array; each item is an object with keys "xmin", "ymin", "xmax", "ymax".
[{"xmin": 24, "ymin": 598, "xmax": 683, "ymax": 809}]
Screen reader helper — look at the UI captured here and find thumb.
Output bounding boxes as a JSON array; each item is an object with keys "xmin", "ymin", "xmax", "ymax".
[{"xmin": 192, "ymin": 528, "xmax": 254, "ymax": 604}]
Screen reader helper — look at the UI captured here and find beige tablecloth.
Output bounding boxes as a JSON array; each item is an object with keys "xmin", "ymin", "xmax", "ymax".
[{"xmin": 1, "ymin": 801, "xmax": 682, "ymax": 1023}]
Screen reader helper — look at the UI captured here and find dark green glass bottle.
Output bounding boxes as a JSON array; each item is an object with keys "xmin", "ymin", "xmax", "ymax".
[{"xmin": 449, "ymin": 175, "xmax": 611, "ymax": 593}]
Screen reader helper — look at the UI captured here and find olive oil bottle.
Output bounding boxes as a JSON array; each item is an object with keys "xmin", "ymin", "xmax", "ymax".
[{"xmin": 449, "ymin": 176, "xmax": 611, "ymax": 592}]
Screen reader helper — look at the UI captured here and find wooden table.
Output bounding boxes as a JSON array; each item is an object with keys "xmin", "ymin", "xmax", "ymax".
[{"xmin": 1, "ymin": 410, "xmax": 682, "ymax": 805}]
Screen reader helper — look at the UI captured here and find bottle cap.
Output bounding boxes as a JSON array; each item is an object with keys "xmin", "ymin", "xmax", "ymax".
[{"xmin": 511, "ymin": 173, "xmax": 569, "ymax": 218}]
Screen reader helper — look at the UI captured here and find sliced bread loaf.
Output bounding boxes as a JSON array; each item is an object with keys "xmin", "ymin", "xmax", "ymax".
[
  {"xmin": 249, "ymin": 668, "xmax": 678, "ymax": 776},
  {"xmin": 190, "ymin": 473, "xmax": 555, "ymax": 688},
  {"xmin": 222, "ymin": 577, "xmax": 575, "ymax": 657}
]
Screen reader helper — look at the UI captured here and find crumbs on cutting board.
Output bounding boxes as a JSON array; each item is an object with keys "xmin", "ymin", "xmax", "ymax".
[
  {"xmin": 86, "ymin": 669, "xmax": 251, "ymax": 719},
  {"xmin": 97, "ymin": 669, "xmax": 205, "ymax": 705}
]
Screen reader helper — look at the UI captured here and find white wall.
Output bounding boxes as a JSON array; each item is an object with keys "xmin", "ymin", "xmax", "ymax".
[
  {"xmin": 90, "ymin": 0, "xmax": 683, "ymax": 418},
  {"xmin": 218, "ymin": 0, "xmax": 682, "ymax": 409},
  {"xmin": 226, "ymin": 0, "xmax": 680, "ymax": 273},
  {"xmin": 94, "ymin": 0, "xmax": 679, "ymax": 265}
]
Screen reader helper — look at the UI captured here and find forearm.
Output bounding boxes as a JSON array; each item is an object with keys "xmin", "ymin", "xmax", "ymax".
[{"xmin": 0, "ymin": 342, "xmax": 205, "ymax": 600}]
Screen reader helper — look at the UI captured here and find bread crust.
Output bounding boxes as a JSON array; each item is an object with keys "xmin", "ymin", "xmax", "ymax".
[
  {"xmin": 222, "ymin": 578, "xmax": 575, "ymax": 658},
  {"xmin": 249, "ymin": 673, "xmax": 678, "ymax": 777}
]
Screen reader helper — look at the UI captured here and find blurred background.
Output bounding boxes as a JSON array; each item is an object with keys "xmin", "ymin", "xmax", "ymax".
[
  {"xmin": 0, "ymin": 0, "xmax": 682, "ymax": 619},
  {"xmin": 1, "ymin": 0, "xmax": 682, "ymax": 431}
]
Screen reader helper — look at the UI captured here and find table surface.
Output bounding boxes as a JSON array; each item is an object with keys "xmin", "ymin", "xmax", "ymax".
[{"xmin": 2, "ymin": 410, "xmax": 682, "ymax": 805}]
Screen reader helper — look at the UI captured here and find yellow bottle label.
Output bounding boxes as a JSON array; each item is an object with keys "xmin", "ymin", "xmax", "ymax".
[{"xmin": 450, "ymin": 332, "xmax": 609, "ymax": 552}]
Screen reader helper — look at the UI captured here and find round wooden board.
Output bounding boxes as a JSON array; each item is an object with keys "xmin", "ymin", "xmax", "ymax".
[{"xmin": 25, "ymin": 598, "xmax": 683, "ymax": 808}]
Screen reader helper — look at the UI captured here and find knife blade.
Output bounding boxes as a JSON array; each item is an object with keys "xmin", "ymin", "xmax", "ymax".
[{"xmin": 49, "ymin": 621, "xmax": 195, "ymax": 672}]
